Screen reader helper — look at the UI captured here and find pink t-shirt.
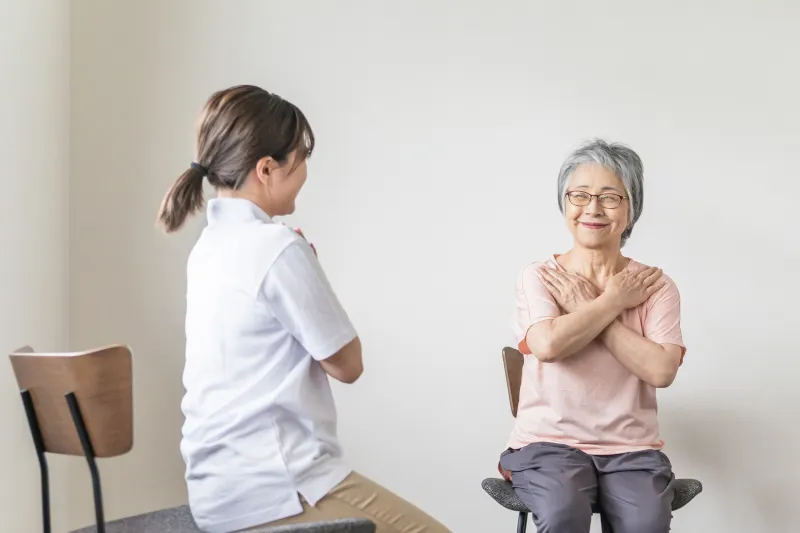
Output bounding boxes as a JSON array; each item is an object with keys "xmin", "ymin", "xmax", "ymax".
[{"xmin": 507, "ymin": 256, "xmax": 686, "ymax": 456}]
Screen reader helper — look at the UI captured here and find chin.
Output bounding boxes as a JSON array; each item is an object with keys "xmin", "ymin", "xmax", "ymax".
[
  {"xmin": 278, "ymin": 201, "xmax": 296, "ymax": 216},
  {"xmin": 575, "ymin": 236, "xmax": 619, "ymax": 251}
]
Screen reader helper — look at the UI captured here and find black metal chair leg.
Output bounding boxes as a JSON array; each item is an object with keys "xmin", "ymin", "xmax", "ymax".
[
  {"xmin": 516, "ymin": 511, "xmax": 528, "ymax": 533},
  {"xmin": 66, "ymin": 392, "xmax": 106, "ymax": 533},
  {"xmin": 21, "ymin": 390, "xmax": 51, "ymax": 533}
]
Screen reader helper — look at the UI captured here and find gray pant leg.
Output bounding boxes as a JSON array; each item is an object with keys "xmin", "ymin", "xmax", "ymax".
[
  {"xmin": 500, "ymin": 443, "xmax": 597, "ymax": 533},
  {"xmin": 594, "ymin": 450, "xmax": 674, "ymax": 533}
]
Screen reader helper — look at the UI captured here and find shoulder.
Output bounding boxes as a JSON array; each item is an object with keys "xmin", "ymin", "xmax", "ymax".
[
  {"xmin": 247, "ymin": 220, "xmax": 302, "ymax": 246},
  {"xmin": 237, "ymin": 223, "xmax": 310, "ymax": 290},
  {"xmin": 516, "ymin": 257, "xmax": 558, "ymax": 289},
  {"xmin": 518, "ymin": 257, "xmax": 558, "ymax": 277},
  {"xmin": 628, "ymin": 260, "xmax": 681, "ymax": 306},
  {"xmin": 240, "ymin": 222, "xmax": 304, "ymax": 261}
]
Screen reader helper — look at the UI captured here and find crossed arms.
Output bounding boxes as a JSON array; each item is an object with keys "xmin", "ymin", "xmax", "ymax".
[{"xmin": 520, "ymin": 264, "xmax": 684, "ymax": 388}]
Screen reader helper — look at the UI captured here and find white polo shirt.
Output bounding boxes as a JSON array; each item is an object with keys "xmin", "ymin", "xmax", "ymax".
[{"xmin": 180, "ymin": 197, "xmax": 357, "ymax": 533}]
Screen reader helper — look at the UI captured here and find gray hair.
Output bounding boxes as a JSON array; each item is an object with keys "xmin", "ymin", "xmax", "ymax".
[{"xmin": 556, "ymin": 139, "xmax": 644, "ymax": 246}]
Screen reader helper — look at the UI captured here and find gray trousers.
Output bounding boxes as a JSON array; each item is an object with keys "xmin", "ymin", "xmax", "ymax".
[{"xmin": 499, "ymin": 443, "xmax": 674, "ymax": 533}]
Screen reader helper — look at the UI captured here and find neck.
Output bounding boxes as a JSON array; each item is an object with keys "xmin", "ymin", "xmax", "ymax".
[{"xmin": 560, "ymin": 245, "xmax": 627, "ymax": 287}]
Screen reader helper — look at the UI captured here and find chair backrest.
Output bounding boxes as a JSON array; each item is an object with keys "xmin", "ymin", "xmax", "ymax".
[
  {"xmin": 501, "ymin": 346, "xmax": 524, "ymax": 418},
  {"xmin": 9, "ymin": 345, "xmax": 134, "ymax": 458}
]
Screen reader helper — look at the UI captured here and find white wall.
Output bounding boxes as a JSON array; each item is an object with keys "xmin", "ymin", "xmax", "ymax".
[
  {"xmin": 0, "ymin": 0, "xmax": 71, "ymax": 531},
  {"xmin": 69, "ymin": 1, "xmax": 800, "ymax": 531}
]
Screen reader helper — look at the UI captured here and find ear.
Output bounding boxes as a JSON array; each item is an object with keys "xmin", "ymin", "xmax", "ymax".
[{"xmin": 254, "ymin": 156, "xmax": 280, "ymax": 186}]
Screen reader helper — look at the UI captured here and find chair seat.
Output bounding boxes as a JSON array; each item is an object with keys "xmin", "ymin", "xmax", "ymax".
[
  {"xmin": 481, "ymin": 477, "xmax": 702, "ymax": 514},
  {"xmin": 71, "ymin": 504, "xmax": 376, "ymax": 533}
]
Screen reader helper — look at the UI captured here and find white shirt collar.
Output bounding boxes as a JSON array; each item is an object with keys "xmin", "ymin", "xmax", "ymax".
[{"xmin": 206, "ymin": 197, "xmax": 273, "ymax": 225}]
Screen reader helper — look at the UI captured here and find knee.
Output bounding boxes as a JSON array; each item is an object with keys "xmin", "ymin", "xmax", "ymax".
[
  {"xmin": 535, "ymin": 498, "xmax": 592, "ymax": 532},
  {"xmin": 618, "ymin": 500, "xmax": 671, "ymax": 533}
]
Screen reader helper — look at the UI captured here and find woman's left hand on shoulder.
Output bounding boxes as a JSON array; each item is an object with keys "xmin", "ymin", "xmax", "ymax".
[
  {"xmin": 537, "ymin": 266, "xmax": 598, "ymax": 313},
  {"xmin": 292, "ymin": 227, "xmax": 317, "ymax": 257}
]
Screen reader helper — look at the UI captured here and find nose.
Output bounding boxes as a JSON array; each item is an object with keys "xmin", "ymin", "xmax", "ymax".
[{"xmin": 582, "ymin": 197, "xmax": 603, "ymax": 216}]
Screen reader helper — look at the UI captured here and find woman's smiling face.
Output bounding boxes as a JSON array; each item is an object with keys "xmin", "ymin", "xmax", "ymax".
[{"xmin": 564, "ymin": 163, "xmax": 630, "ymax": 250}]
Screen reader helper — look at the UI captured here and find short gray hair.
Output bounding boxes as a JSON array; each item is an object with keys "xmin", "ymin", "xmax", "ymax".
[{"xmin": 556, "ymin": 139, "xmax": 644, "ymax": 246}]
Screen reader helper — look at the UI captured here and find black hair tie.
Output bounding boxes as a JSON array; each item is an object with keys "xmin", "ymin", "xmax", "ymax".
[{"xmin": 190, "ymin": 162, "xmax": 208, "ymax": 175}]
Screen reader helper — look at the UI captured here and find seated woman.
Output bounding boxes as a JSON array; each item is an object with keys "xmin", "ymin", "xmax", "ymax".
[
  {"xmin": 158, "ymin": 85, "xmax": 450, "ymax": 533},
  {"xmin": 499, "ymin": 140, "xmax": 686, "ymax": 533}
]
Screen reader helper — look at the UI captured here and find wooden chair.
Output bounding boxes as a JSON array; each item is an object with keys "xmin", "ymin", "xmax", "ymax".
[
  {"xmin": 9, "ymin": 345, "xmax": 375, "ymax": 533},
  {"xmin": 481, "ymin": 347, "xmax": 703, "ymax": 533}
]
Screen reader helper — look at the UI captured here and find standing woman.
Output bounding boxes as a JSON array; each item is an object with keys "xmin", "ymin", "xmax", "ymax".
[{"xmin": 158, "ymin": 85, "xmax": 450, "ymax": 533}]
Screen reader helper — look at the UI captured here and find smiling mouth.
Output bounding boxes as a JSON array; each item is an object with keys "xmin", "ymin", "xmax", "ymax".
[{"xmin": 580, "ymin": 222, "xmax": 609, "ymax": 229}]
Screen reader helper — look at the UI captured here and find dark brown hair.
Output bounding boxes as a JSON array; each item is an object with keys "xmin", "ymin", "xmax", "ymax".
[{"xmin": 157, "ymin": 85, "xmax": 314, "ymax": 232}]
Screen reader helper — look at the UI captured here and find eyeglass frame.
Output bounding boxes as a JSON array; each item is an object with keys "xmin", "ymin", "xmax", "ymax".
[{"xmin": 565, "ymin": 190, "xmax": 627, "ymax": 209}]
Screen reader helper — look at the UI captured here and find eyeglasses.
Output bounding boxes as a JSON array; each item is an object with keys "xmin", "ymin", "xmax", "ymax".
[{"xmin": 565, "ymin": 191, "xmax": 627, "ymax": 209}]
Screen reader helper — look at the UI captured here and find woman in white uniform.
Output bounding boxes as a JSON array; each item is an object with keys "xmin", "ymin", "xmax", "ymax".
[{"xmin": 157, "ymin": 85, "xmax": 450, "ymax": 533}]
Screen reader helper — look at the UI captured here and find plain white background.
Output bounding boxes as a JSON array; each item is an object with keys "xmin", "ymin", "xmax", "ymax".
[
  {"xmin": 4, "ymin": 0, "xmax": 800, "ymax": 531},
  {"xmin": 0, "ymin": 1, "xmax": 70, "ymax": 531}
]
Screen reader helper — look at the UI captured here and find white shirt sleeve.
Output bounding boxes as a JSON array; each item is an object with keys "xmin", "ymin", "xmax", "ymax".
[{"xmin": 260, "ymin": 239, "xmax": 357, "ymax": 361}]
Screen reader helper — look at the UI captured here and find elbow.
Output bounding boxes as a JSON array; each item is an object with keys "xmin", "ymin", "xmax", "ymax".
[
  {"xmin": 532, "ymin": 340, "xmax": 560, "ymax": 363},
  {"xmin": 322, "ymin": 337, "xmax": 363, "ymax": 384},
  {"xmin": 340, "ymin": 362, "xmax": 364, "ymax": 384},
  {"xmin": 534, "ymin": 350, "xmax": 556, "ymax": 363},
  {"xmin": 649, "ymin": 367, "xmax": 678, "ymax": 388}
]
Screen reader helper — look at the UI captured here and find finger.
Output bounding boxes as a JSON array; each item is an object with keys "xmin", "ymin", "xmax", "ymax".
[
  {"xmin": 567, "ymin": 272, "xmax": 594, "ymax": 290},
  {"xmin": 537, "ymin": 272, "xmax": 562, "ymax": 295},
  {"xmin": 556, "ymin": 270, "xmax": 574, "ymax": 283},
  {"xmin": 537, "ymin": 271, "xmax": 556, "ymax": 290},
  {"xmin": 642, "ymin": 268, "xmax": 663, "ymax": 286},
  {"xmin": 550, "ymin": 268, "xmax": 572, "ymax": 286},
  {"xmin": 540, "ymin": 267, "xmax": 564, "ymax": 288},
  {"xmin": 563, "ymin": 272, "xmax": 586, "ymax": 289},
  {"xmin": 646, "ymin": 281, "xmax": 667, "ymax": 296},
  {"xmin": 567, "ymin": 272, "xmax": 591, "ymax": 286},
  {"xmin": 637, "ymin": 266, "xmax": 659, "ymax": 280}
]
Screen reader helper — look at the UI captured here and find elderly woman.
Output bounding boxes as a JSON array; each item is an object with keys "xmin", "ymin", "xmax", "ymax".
[{"xmin": 499, "ymin": 140, "xmax": 686, "ymax": 533}]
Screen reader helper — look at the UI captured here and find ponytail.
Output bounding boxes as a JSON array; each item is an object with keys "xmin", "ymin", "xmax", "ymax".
[
  {"xmin": 158, "ymin": 85, "xmax": 314, "ymax": 233},
  {"xmin": 157, "ymin": 165, "xmax": 206, "ymax": 232}
]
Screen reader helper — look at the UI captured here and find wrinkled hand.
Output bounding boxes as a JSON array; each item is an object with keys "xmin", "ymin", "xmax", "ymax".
[
  {"xmin": 293, "ymin": 228, "xmax": 317, "ymax": 257},
  {"xmin": 537, "ymin": 266, "xmax": 599, "ymax": 313},
  {"xmin": 605, "ymin": 265, "xmax": 664, "ymax": 310}
]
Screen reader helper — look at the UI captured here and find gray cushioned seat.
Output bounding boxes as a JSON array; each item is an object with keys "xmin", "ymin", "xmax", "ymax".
[
  {"xmin": 481, "ymin": 477, "xmax": 703, "ymax": 513},
  {"xmin": 71, "ymin": 504, "xmax": 376, "ymax": 533}
]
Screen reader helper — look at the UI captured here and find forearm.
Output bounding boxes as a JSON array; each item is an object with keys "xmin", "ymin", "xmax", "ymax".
[
  {"xmin": 599, "ymin": 321, "xmax": 680, "ymax": 387},
  {"xmin": 527, "ymin": 293, "xmax": 622, "ymax": 362}
]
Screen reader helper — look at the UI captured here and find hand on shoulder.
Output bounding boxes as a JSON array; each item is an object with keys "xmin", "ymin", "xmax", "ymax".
[
  {"xmin": 282, "ymin": 224, "xmax": 317, "ymax": 257},
  {"xmin": 604, "ymin": 264, "xmax": 665, "ymax": 310},
  {"xmin": 536, "ymin": 264, "xmax": 599, "ymax": 313}
]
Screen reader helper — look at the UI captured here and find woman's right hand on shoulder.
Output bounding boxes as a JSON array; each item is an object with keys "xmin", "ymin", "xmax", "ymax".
[{"xmin": 604, "ymin": 266, "xmax": 665, "ymax": 310}]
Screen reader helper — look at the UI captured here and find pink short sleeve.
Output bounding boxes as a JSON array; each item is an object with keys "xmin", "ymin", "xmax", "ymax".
[
  {"xmin": 643, "ymin": 275, "xmax": 687, "ymax": 363},
  {"xmin": 514, "ymin": 263, "xmax": 561, "ymax": 355}
]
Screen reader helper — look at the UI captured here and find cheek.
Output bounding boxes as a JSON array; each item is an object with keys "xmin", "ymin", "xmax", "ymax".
[
  {"xmin": 564, "ymin": 204, "xmax": 583, "ymax": 220},
  {"xmin": 609, "ymin": 208, "xmax": 629, "ymax": 226},
  {"xmin": 292, "ymin": 173, "xmax": 306, "ymax": 197}
]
